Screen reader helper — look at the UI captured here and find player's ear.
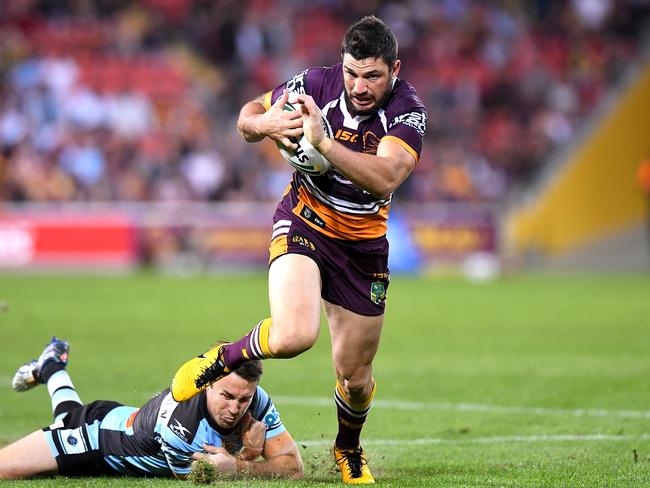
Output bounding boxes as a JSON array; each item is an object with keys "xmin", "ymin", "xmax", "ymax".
[{"xmin": 391, "ymin": 59, "xmax": 401, "ymax": 79}]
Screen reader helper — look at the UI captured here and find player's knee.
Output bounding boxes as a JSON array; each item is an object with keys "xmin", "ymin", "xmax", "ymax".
[
  {"xmin": 270, "ymin": 326, "xmax": 318, "ymax": 357},
  {"xmin": 339, "ymin": 374, "xmax": 373, "ymax": 401}
]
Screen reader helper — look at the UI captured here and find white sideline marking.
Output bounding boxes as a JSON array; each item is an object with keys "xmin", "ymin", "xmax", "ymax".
[
  {"xmin": 273, "ymin": 396, "xmax": 650, "ymax": 419},
  {"xmin": 299, "ymin": 433, "xmax": 650, "ymax": 447}
]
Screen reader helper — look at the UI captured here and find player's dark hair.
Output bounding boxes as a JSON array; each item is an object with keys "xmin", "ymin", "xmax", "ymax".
[
  {"xmin": 232, "ymin": 360, "xmax": 263, "ymax": 382},
  {"xmin": 341, "ymin": 15, "xmax": 398, "ymax": 68}
]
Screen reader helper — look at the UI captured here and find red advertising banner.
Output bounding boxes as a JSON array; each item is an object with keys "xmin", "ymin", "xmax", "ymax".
[{"xmin": 0, "ymin": 213, "xmax": 136, "ymax": 268}]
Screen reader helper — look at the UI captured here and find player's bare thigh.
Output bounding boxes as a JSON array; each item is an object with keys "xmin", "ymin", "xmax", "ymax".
[
  {"xmin": 324, "ymin": 300, "xmax": 383, "ymax": 400},
  {"xmin": 268, "ymin": 253, "xmax": 323, "ymax": 356},
  {"xmin": 0, "ymin": 430, "xmax": 58, "ymax": 479}
]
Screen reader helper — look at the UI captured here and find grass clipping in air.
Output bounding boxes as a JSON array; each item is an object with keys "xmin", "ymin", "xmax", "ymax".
[{"xmin": 189, "ymin": 458, "xmax": 219, "ymax": 484}]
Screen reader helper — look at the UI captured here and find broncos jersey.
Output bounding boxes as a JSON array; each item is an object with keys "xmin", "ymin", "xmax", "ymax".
[
  {"xmin": 97, "ymin": 386, "xmax": 284, "ymax": 478},
  {"xmin": 264, "ymin": 63, "xmax": 427, "ymax": 240}
]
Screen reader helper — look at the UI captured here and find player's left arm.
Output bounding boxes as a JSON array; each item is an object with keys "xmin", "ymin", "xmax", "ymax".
[{"xmin": 296, "ymin": 94, "xmax": 417, "ymax": 199}]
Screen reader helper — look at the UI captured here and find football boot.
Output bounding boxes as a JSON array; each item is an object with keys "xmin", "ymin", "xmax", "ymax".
[
  {"xmin": 334, "ymin": 446, "xmax": 375, "ymax": 484},
  {"xmin": 12, "ymin": 336, "xmax": 69, "ymax": 392},
  {"xmin": 171, "ymin": 341, "xmax": 231, "ymax": 401}
]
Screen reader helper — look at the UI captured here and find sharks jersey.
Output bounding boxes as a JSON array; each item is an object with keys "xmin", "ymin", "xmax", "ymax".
[
  {"xmin": 96, "ymin": 386, "xmax": 284, "ymax": 478},
  {"xmin": 264, "ymin": 63, "xmax": 427, "ymax": 240}
]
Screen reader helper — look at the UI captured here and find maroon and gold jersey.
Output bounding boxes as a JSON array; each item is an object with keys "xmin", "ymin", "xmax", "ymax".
[{"xmin": 264, "ymin": 63, "xmax": 427, "ymax": 240}]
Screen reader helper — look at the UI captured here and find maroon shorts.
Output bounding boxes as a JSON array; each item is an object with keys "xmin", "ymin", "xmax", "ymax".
[{"xmin": 269, "ymin": 207, "xmax": 390, "ymax": 317}]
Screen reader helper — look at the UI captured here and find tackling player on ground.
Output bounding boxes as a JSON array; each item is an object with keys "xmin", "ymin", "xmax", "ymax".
[
  {"xmin": 171, "ymin": 15, "xmax": 427, "ymax": 484},
  {"xmin": 0, "ymin": 338, "xmax": 302, "ymax": 480}
]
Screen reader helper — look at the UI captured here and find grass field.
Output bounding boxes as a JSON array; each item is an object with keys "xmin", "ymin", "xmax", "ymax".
[{"xmin": 1, "ymin": 272, "xmax": 649, "ymax": 487}]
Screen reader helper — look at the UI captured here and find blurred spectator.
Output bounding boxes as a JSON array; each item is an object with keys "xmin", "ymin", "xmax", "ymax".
[
  {"xmin": 0, "ymin": 0, "xmax": 648, "ymax": 205},
  {"xmin": 181, "ymin": 136, "xmax": 226, "ymax": 200}
]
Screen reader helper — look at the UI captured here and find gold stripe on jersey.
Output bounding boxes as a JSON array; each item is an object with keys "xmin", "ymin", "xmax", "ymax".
[
  {"xmin": 381, "ymin": 135, "xmax": 420, "ymax": 162},
  {"xmin": 262, "ymin": 91, "xmax": 273, "ymax": 111},
  {"xmin": 268, "ymin": 235, "xmax": 288, "ymax": 263},
  {"xmin": 293, "ymin": 185, "xmax": 389, "ymax": 240}
]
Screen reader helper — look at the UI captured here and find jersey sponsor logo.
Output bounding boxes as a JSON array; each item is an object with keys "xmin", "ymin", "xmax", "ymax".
[
  {"xmin": 390, "ymin": 111, "xmax": 427, "ymax": 136},
  {"xmin": 157, "ymin": 391, "xmax": 180, "ymax": 424},
  {"xmin": 370, "ymin": 281, "xmax": 386, "ymax": 305},
  {"xmin": 291, "ymin": 234, "xmax": 316, "ymax": 251},
  {"xmin": 285, "ymin": 69, "xmax": 307, "ymax": 95},
  {"xmin": 334, "ymin": 129, "xmax": 359, "ymax": 143},
  {"xmin": 169, "ymin": 418, "xmax": 191, "ymax": 442},
  {"xmin": 264, "ymin": 406, "xmax": 281, "ymax": 428},
  {"xmin": 300, "ymin": 206, "xmax": 326, "ymax": 228}
]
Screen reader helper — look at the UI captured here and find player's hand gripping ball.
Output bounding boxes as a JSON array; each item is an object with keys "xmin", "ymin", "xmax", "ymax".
[{"xmin": 276, "ymin": 101, "xmax": 333, "ymax": 176}]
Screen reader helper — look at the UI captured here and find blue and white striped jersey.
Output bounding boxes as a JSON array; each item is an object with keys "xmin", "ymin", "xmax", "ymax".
[{"xmin": 96, "ymin": 386, "xmax": 284, "ymax": 477}]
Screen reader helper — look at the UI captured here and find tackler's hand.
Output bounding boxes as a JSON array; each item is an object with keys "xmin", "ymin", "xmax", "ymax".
[
  {"xmin": 236, "ymin": 411, "xmax": 266, "ymax": 461},
  {"xmin": 192, "ymin": 444, "xmax": 237, "ymax": 473}
]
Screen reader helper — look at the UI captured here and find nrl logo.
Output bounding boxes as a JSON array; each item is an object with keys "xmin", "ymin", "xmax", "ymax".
[{"xmin": 370, "ymin": 281, "xmax": 386, "ymax": 305}]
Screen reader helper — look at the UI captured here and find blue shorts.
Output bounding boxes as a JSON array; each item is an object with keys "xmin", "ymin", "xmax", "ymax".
[{"xmin": 43, "ymin": 400, "xmax": 121, "ymax": 476}]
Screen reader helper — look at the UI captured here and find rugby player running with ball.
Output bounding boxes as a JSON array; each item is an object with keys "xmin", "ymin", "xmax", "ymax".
[{"xmin": 171, "ymin": 15, "xmax": 427, "ymax": 484}]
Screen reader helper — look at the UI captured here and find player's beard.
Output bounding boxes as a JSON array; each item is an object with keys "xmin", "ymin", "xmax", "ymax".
[{"xmin": 344, "ymin": 88, "xmax": 392, "ymax": 117}]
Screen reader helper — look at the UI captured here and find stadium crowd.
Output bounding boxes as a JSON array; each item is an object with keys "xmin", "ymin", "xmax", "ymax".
[{"xmin": 0, "ymin": 0, "xmax": 648, "ymax": 205}]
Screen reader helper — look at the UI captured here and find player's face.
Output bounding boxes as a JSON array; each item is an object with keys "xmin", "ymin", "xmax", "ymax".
[
  {"xmin": 206, "ymin": 374, "xmax": 257, "ymax": 429},
  {"xmin": 342, "ymin": 53, "xmax": 400, "ymax": 116}
]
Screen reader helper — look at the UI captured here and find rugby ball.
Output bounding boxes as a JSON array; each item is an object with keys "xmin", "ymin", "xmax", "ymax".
[{"xmin": 276, "ymin": 102, "xmax": 333, "ymax": 176}]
